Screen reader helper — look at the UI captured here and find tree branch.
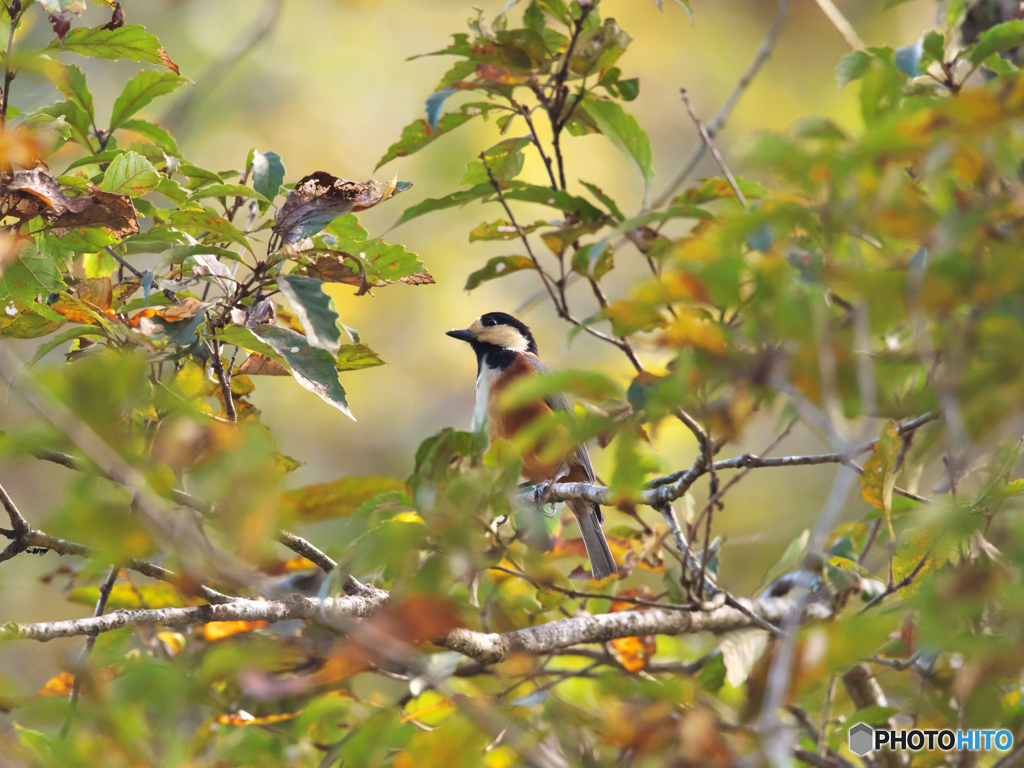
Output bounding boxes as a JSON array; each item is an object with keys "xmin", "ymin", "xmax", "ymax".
[
  {"xmin": 0, "ymin": 590, "xmax": 390, "ymax": 643},
  {"xmin": 680, "ymin": 89, "xmax": 749, "ymax": 209},
  {"xmin": 651, "ymin": 0, "xmax": 790, "ymax": 210}
]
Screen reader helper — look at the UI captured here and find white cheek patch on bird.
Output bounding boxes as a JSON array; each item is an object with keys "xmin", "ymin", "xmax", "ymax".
[{"xmin": 474, "ymin": 325, "xmax": 531, "ymax": 352}]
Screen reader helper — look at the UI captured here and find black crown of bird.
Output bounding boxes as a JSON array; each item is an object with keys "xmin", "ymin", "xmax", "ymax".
[{"xmin": 447, "ymin": 311, "xmax": 618, "ymax": 580}]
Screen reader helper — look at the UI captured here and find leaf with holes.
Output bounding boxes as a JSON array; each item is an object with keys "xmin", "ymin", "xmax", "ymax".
[
  {"xmin": 248, "ymin": 325, "xmax": 354, "ymax": 418},
  {"xmin": 276, "ymin": 275, "xmax": 343, "ymax": 354},
  {"xmin": 2, "ymin": 247, "xmax": 66, "ymax": 322},
  {"xmin": 465, "ymin": 256, "xmax": 535, "ymax": 291},
  {"xmin": 273, "ymin": 172, "xmax": 412, "ymax": 244}
]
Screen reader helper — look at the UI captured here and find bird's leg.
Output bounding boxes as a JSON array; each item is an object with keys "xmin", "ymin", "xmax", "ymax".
[{"xmin": 532, "ymin": 467, "xmax": 568, "ymax": 518}]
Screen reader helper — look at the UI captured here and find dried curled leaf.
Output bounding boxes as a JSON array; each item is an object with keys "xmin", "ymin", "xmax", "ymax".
[
  {"xmin": 1, "ymin": 168, "xmax": 91, "ymax": 222},
  {"xmin": 272, "ymin": 172, "xmax": 412, "ymax": 244},
  {"xmin": 51, "ymin": 186, "xmax": 140, "ymax": 239}
]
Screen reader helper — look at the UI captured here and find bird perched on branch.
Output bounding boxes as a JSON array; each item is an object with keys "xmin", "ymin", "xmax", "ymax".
[{"xmin": 447, "ymin": 311, "xmax": 617, "ymax": 579}]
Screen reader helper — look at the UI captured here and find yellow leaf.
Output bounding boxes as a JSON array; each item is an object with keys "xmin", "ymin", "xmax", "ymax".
[
  {"xmin": 859, "ymin": 420, "xmax": 902, "ymax": 514},
  {"xmin": 400, "ymin": 696, "xmax": 455, "ymax": 724},
  {"xmin": 203, "ymin": 621, "xmax": 268, "ymax": 641},
  {"xmin": 37, "ymin": 672, "xmax": 75, "ymax": 697}
]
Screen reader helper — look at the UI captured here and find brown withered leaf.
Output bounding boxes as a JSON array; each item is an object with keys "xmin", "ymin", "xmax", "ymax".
[
  {"xmin": 157, "ymin": 46, "xmax": 180, "ymax": 75},
  {"xmin": 272, "ymin": 172, "xmax": 410, "ymax": 244},
  {"xmin": 2, "ymin": 168, "xmax": 91, "ymax": 222},
  {"xmin": 102, "ymin": 2, "xmax": 125, "ymax": 30},
  {"xmin": 51, "ymin": 186, "xmax": 139, "ymax": 239},
  {"xmin": 304, "ymin": 253, "xmax": 434, "ymax": 290},
  {"xmin": 48, "ymin": 13, "xmax": 73, "ymax": 44},
  {"xmin": 238, "ymin": 353, "xmax": 289, "ymax": 376}
]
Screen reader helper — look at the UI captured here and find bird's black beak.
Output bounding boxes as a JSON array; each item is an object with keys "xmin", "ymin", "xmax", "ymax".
[{"xmin": 446, "ymin": 328, "xmax": 475, "ymax": 342}]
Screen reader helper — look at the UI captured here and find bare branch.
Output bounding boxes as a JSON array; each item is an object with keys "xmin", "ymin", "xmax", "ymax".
[
  {"xmin": 0, "ymin": 480, "xmax": 30, "ymax": 535},
  {"xmin": 811, "ymin": 0, "xmax": 865, "ymax": 50},
  {"xmin": 842, "ymin": 663, "xmax": 907, "ymax": 768},
  {"xmin": 0, "ymin": 525, "xmax": 235, "ymax": 605},
  {"xmin": 61, "ymin": 564, "xmax": 120, "ymax": 737},
  {"xmin": 440, "ymin": 595, "xmax": 828, "ymax": 664},
  {"xmin": 680, "ymin": 89, "xmax": 749, "ymax": 210},
  {"xmin": 652, "ymin": 0, "xmax": 790, "ymax": 210},
  {"xmin": 2, "ymin": 591, "xmax": 827, "ymax": 659},
  {"xmin": 857, "ymin": 553, "xmax": 930, "ymax": 614}
]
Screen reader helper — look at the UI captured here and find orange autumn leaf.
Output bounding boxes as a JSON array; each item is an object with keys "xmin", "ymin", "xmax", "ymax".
[
  {"xmin": 607, "ymin": 586, "xmax": 657, "ymax": 673},
  {"xmin": 203, "ymin": 620, "xmax": 269, "ymax": 641},
  {"xmin": 37, "ymin": 672, "xmax": 75, "ymax": 697},
  {"xmin": 216, "ymin": 710, "xmax": 300, "ymax": 726},
  {"xmin": 261, "ymin": 556, "xmax": 317, "ymax": 576}
]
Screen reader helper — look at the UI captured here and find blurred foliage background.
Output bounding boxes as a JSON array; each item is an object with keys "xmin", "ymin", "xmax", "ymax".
[
  {"xmin": 9, "ymin": 0, "xmax": 1012, "ymax": 764},
  {"xmin": 0, "ymin": 0, "xmax": 936, "ymax": 706}
]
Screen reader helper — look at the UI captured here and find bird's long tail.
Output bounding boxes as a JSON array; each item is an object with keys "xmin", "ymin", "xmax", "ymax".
[{"xmin": 567, "ymin": 499, "xmax": 617, "ymax": 580}]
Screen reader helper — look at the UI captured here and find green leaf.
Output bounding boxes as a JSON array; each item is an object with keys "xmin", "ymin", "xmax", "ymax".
[
  {"xmin": 571, "ymin": 238, "xmax": 614, "ymax": 280},
  {"xmin": 154, "ymin": 176, "xmax": 189, "ymax": 206},
  {"xmin": 579, "ymin": 180, "xmax": 625, "ymax": 221},
  {"xmin": 45, "ymin": 61, "xmax": 94, "ymax": 122},
  {"xmin": 860, "ymin": 420, "xmax": 902, "ymax": 514},
  {"xmin": 465, "ymin": 255, "xmax": 535, "ymax": 291},
  {"xmin": 921, "ymin": 29, "xmax": 945, "ymax": 66},
  {"xmin": 109, "ymin": 71, "xmax": 187, "ymax": 132},
  {"xmin": 178, "ymin": 161, "xmax": 223, "ymax": 191},
  {"xmin": 119, "ymin": 119, "xmax": 179, "ymax": 154},
  {"xmin": 280, "ymin": 475, "xmax": 407, "ymax": 521},
  {"xmin": 45, "ymin": 24, "xmax": 179, "ymax": 71},
  {"xmin": 248, "ymin": 325, "xmax": 354, "ymax": 418},
  {"xmin": 501, "ymin": 183, "xmax": 604, "ymax": 219},
  {"xmin": 836, "ymin": 49, "xmax": 873, "ymax": 90},
  {"xmin": 68, "ymin": 583, "xmax": 189, "ymax": 610},
  {"xmin": 394, "ymin": 181, "xmax": 604, "ymax": 228},
  {"xmin": 462, "ymin": 137, "xmax": 532, "ymax": 185},
  {"xmin": 854, "ymin": 705, "xmax": 900, "ymax": 725},
  {"xmin": 759, "ymin": 528, "xmax": 809, "ymax": 588},
  {"xmin": 2, "ymin": 247, "xmax": 66, "ymax": 322},
  {"xmin": 64, "ymin": 148, "xmax": 125, "ymax": 172},
  {"xmin": 969, "ymin": 19, "xmax": 1024, "ymax": 66},
  {"xmin": 336, "ymin": 344, "xmax": 385, "ymax": 372},
  {"xmin": 187, "ymin": 184, "xmax": 270, "ymax": 203},
  {"xmin": 36, "ymin": 100, "xmax": 93, "ymax": 149},
  {"xmin": 24, "ymin": 326, "xmax": 107, "ymax": 370},
  {"xmin": 581, "ymin": 95, "xmax": 654, "ymax": 204},
  {"xmin": 698, "ymin": 652, "xmax": 726, "ymax": 693},
  {"xmin": 251, "ymin": 150, "xmax": 285, "ymax": 215},
  {"xmin": 215, "ymin": 325, "xmax": 290, "ymax": 370},
  {"xmin": 100, "ymin": 151, "xmax": 160, "ymax": 197},
  {"xmin": 276, "ymin": 275, "xmax": 343, "ymax": 354},
  {"xmin": 165, "ymin": 209, "xmax": 253, "ymax": 252},
  {"xmin": 468, "ymin": 219, "xmax": 546, "ymax": 242},
  {"xmin": 393, "ymin": 184, "xmax": 494, "ymax": 227},
  {"xmin": 376, "ymin": 102, "xmax": 494, "ymax": 169}
]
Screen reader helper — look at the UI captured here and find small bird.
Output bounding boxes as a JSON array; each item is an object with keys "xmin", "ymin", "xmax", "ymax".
[{"xmin": 447, "ymin": 311, "xmax": 617, "ymax": 579}]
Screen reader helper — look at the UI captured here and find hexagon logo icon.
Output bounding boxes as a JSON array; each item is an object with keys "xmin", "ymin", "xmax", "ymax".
[{"xmin": 849, "ymin": 723, "xmax": 874, "ymax": 757}]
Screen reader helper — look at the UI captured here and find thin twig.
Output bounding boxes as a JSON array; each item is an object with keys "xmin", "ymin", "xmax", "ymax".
[
  {"xmin": 0, "ymin": 2, "xmax": 20, "ymax": 133},
  {"xmin": 857, "ymin": 552, "xmax": 930, "ymax": 614},
  {"xmin": 60, "ymin": 564, "xmax": 119, "ymax": 738},
  {"xmin": 208, "ymin": 338, "xmax": 237, "ymax": 422},
  {"xmin": 680, "ymin": 89, "xmax": 749, "ymax": 210},
  {"xmin": 651, "ymin": 0, "xmax": 790, "ymax": 210},
  {"xmin": 811, "ymin": 0, "xmax": 865, "ymax": 50},
  {"xmin": 488, "ymin": 565, "xmax": 695, "ymax": 611}
]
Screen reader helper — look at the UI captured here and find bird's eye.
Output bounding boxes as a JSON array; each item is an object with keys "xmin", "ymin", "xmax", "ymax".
[{"xmin": 482, "ymin": 317, "xmax": 496, "ymax": 327}]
